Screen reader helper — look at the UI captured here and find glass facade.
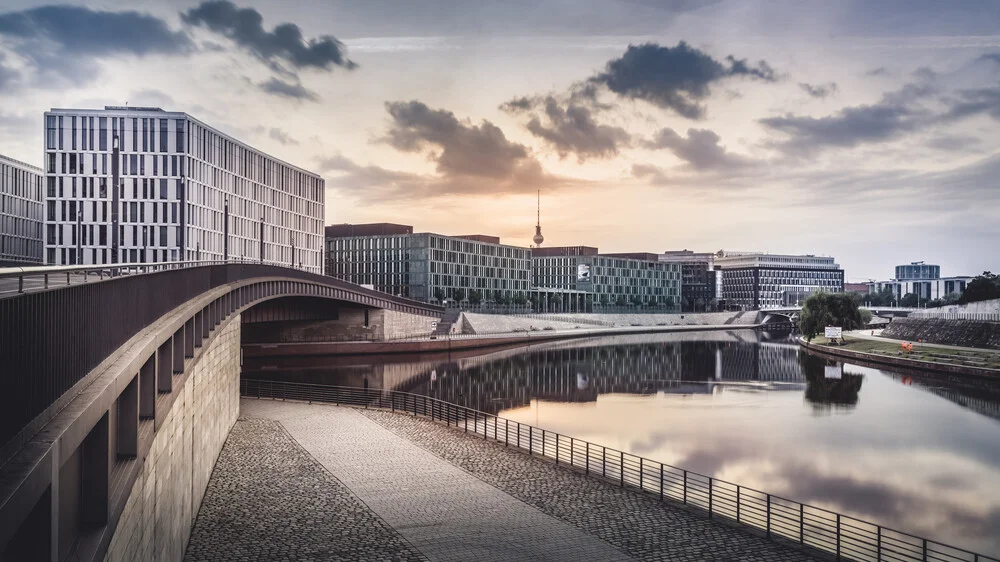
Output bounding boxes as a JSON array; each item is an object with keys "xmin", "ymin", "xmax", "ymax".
[
  {"xmin": 532, "ymin": 254, "xmax": 680, "ymax": 309},
  {"xmin": 42, "ymin": 107, "xmax": 324, "ymax": 272},
  {"xmin": 716, "ymin": 253, "xmax": 844, "ymax": 310},
  {"xmin": 895, "ymin": 263, "xmax": 941, "ymax": 280},
  {"xmin": 0, "ymin": 155, "xmax": 44, "ymax": 265}
]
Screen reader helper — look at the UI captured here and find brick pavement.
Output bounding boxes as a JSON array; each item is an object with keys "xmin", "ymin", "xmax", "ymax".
[
  {"xmin": 243, "ymin": 399, "xmax": 635, "ymax": 562},
  {"xmin": 184, "ymin": 417, "xmax": 427, "ymax": 562}
]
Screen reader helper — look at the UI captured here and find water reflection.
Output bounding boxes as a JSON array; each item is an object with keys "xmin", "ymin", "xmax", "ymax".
[{"xmin": 243, "ymin": 329, "xmax": 1000, "ymax": 556}]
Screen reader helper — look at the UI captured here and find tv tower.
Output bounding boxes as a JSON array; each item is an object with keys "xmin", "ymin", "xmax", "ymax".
[{"xmin": 532, "ymin": 189, "xmax": 544, "ymax": 247}]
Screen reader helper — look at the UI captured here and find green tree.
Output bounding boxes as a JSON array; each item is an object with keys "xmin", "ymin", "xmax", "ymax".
[
  {"xmin": 900, "ymin": 293, "xmax": 919, "ymax": 308},
  {"xmin": 800, "ymin": 292, "xmax": 864, "ymax": 341},
  {"xmin": 615, "ymin": 295, "xmax": 628, "ymax": 306},
  {"xmin": 433, "ymin": 288, "xmax": 446, "ymax": 302},
  {"xmin": 959, "ymin": 272, "xmax": 1000, "ymax": 304},
  {"xmin": 468, "ymin": 289, "xmax": 482, "ymax": 306},
  {"xmin": 630, "ymin": 295, "xmax": 643, "ymax": 307},
  {"xmin": 512, "ymin": 293, "xmax": 527, "ymax": 306},
  {"xmin": 866, "ymin": 286, "xmax": 895, "ymax": 307},
  {"xmin": 495, "ymin": 293, "xmax": 510, "ymax": 306},
  {"xmin": 599, "ymin": 294, "xmax": 610, "ymax": 306},
  {"xmin": 453, "ymin": 288, "xmax": 466, "ymax": 303}
]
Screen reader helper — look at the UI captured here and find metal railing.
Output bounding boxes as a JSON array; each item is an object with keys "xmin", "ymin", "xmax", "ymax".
[
  {"xmin": 907, "ymin": 312, "xmax": 1000, "ymax": 322},
  {"xmin": 241, "ymin": 379, "xmax": 998, "ymax": 562}
]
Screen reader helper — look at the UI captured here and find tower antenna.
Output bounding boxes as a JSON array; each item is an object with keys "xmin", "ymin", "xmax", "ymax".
[{"xmin": 532, "ymin": 189, "xmax": 544, "ymax": 247}]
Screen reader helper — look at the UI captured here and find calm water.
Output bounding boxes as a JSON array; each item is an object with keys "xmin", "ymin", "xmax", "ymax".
[{"xmin": 243, "ymin": 330, "xmax": 1000, "ymax": 556}]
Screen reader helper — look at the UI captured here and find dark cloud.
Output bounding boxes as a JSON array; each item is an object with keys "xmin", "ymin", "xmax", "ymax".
[
  {"xmin": 940, "ymin": 87, "xmax": 1000, "ymax": 122},
  {"xmin": 643, "ymin": 127, "xmax": 754, "ymax": 171},
  {"xmin": 925, "ymin": 135, "xmax": 982, "ymax": 152},
  {"xmin": 589, "ymin": 42, "xmax": 778, "ymax": 119},
  {"xmin": 759, "ymin": 78, "xmax": 936, "ymax": 153},
  {"xmin": 799, "ymin": 82, "xmax": 839, "ymax": 99},
  {"xmin": 978, "ymin": 53, "xmax": 1000, "ymax": 66},
  {"xmin": 182, "ymin": 0, "xmax": 356, "ymax": 73},
  {"xmin": 866, "ymin": 67, "xmax": 890, "ymax": 77},
  {"xmin": 383, "ymin": 100, "xmax": 544, "ymax": 182},
  {"xmin": 0, "ymin": 54, "xmax": 19, "ymax": 92},
  {"xmin": 258, "ymin": 77, "xmax": 319, "ymax": 101},
  {"xmin": 326, "ymin": 101, "xmax": 583, "ymax": 201},
  {"xmin": 268, "ymin": 128, "xmax": 299, "ymax": 146},
  {"xmin": 511, "ymin": 97, "xmax": 631, "ymax": 161},
  {"xmin": 0, "ymin": 5, "xmax": 191, "ymax": 86}
]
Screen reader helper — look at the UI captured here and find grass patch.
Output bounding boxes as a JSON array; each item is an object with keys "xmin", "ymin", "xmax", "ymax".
[{"xmin": 806, "ymin": 335, "xmax": 1000, "ymax": 369}]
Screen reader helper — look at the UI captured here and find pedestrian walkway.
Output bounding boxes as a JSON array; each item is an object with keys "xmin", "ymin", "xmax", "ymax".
[{"xmin": 188, "ymin": 399, "xmax": 818, "ymax": 561}]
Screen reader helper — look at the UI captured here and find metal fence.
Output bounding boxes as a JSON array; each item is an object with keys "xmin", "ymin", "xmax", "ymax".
[
  {"xmin": 908, "ymin": 312, "xmax": 1000, "ymax": 322},
  {"xmin": 241, "ymin": 379, "xmax": 998, "ymax": 562}
]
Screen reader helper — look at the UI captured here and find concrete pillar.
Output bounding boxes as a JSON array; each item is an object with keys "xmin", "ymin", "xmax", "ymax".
[
  {"xmin": 117, "ymin": 375, "xmax": 138, "ymax": 458},
  {"xmin": 81, "ymin": 412, "xmax": 109, "ymax": 526},
  {"xmin": 173, "ymin": 328, "xmax": 185, "ymax": 373},
  {"xmin": 140, "ymin": 353, "xmax": 156, "ymax": 417},
  {"xmin": 184, "ymin": 318, "xmax": 195, "ymax": 357},
  {"xmin": 193, "ymin": 312, "xmax": 204, "ymax": 349},
  {"xmin": 155, "ymin": 341, "xmax": 171, "ymax": 394},
  {"xmin": 200, "ymin": 308, "xmax": 210, "ymax": 341}
]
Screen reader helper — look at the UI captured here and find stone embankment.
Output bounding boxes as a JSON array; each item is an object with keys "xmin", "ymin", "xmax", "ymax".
[
  {"xmin": 883, "ymin": 317, "xmax": 1000, "ymax": 350},
  {"xmin": 460, "ymin": 311, "xmax": 758, "ymax": 334}
]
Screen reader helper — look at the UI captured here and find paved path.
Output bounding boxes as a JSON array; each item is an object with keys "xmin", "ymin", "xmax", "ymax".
[
  {"xmin": 848, "ymin": 330, "xmax": 1000, "ymax": 354},
  {"xmin": 241, "ymin": 399, "xmax": 634, "ymax": 562},
  {"xmin": 189, "ymin": 399, "xmax": 817, "ymax": 561}
]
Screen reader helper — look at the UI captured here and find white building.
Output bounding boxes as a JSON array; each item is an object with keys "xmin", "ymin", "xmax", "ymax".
[
  {"xmin": 867, "ymin": 262, "xmax": 971, "ymax": 303},
  {"xmin": 43, "ymin": 106, "xmax": 324, "ymax": 273},
  {"xmin": 715, "ymin": 252, "xmax": 844, "ymax": 309},
  {"xmin": 0, "ymin": 154, "xmax": 44, "ymax": 265}
]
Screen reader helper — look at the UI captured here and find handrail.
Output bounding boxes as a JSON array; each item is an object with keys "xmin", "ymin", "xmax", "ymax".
[{"xmin": 241, "ymin": 379, "xmax": 999, "ymax": 562}]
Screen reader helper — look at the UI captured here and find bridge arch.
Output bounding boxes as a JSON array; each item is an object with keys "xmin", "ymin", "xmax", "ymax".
[{"xmin": 0, "ymin": 262, "xmax": 441, "ymax": 560}]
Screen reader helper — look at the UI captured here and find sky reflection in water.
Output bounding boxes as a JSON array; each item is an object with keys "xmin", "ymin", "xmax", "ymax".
[{"xmin": 244, "ymin": 330, "xmax": 1000, "ymax": 555}]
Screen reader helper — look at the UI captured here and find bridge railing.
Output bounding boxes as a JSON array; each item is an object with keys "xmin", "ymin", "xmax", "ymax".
[
  {"xmin": 0, "ymin": 262, "xmax": 442, "ymax": 455},
  {"xmin": 241, "ymin": 379, "xmax": 999, "ymax": 562}
]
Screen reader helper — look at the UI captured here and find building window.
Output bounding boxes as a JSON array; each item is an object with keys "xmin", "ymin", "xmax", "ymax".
[
  {"xmin": 46, "ymin": 116, "xmax": 57, "ymax": 149},
  {"xmin": 160, "ymin": 119, "xmax": 168, "ymax": 153}
]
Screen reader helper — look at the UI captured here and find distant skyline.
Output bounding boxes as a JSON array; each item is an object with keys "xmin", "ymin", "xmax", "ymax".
[{"xmin": 1, "ymin": 0, "xmax": 999, "ymax": 281}]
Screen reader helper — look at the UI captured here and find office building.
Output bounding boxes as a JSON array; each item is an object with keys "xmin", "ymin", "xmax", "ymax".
[
  {"xmin": 660, "ymin": 250, "xmax": 719, "ymax": 311},
  {"xmin": 532, "ymin": 247, "xmax": 681, "ymax": 311},
  {"xmin": 43, "ymin": 106, "xmax": 324, "ymax": 273},
  {"xmin": 867, "ymin": 262, "xmax": 971, "ymax": 302},
  {"xmin": 715, "ymin": 252, "xmax": 844, "ymax": 310},
  {"xmin": 326, "ymin": 223, "xmax": 532, "ymax": 302},
  {"xmin": 0, "ymin": 154, "xmax": 44, "ymax": 265}
]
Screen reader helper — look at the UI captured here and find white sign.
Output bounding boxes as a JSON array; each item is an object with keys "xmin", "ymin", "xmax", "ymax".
[
  {"xmin": 824, "ymin": 365, "xmax": 843, "ymax": 379},
  {"xmin": 824, "ymin": 326, "xmax": 843, "ymax": 339},
  {"xmin": 577, "ymin": 263, "xmax": 591, "ymax": 282}
]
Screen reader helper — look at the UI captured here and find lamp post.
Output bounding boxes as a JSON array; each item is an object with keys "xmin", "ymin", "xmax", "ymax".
[
  {"xmin": 223, "ymin": 198, "xmax": 229, "ymax": 262},
  {"xmin": 111, "ymin": 135, "xmax": 120, "ymax": 264},
  {"xmin": 76, "ymin": 208, "xmax": 82, "ymax": 265},
  {"xmin": 259, "ymin": 215, "xmax": 265, "ymax": 264}
]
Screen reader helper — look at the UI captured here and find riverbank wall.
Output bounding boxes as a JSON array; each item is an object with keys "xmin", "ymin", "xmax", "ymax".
[
  {"xmin": 798, "ymin": 338, "xmax": 1000, "ymax": 380},
  {"xmin": 882, "ymin": 317, "xmax": 1000, "ymax": 350},
  {"xmin": 243, "ymin": 322, "xmax": 763, "ymax": 358}
]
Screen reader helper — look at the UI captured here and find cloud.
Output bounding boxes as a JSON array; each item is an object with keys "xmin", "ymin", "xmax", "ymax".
[
  {"xmin": 258, "ymin": 77, "xmax": 319, "ymax": 101},
  {"xmin": 508, "ymin": 96, "xmax": 631, "ymax": 161},
  {"xmin": 925, "ymin": 135, "xmax": 982, "ymax": 152},
  {"xmin": 588, "ymin": 42, "xmax": 778, "ymax": 119},
  {"xmin": 799, "ymin": 82, "xmax": 839, "ymax": 99},
  {"xmin": 383, "ymin": 100, "xmax": 547, "ymax": 183},
  {"xmin": 0, "ymin": 54, "xmax": 19, "ymax": 91},
  {"xmin": 940, "ymin": 87, "xmax": 1000, "ymax": 122},
  {"xmin": 631, "ymin": 163, "xmax": 669, "ymax": 185},
  {"xmin": 759, "ymin": 77, "xmax": 936, "ymax": 153},
  {"xmin": 0, "ymin": 5, "xmax": 191, "ymax": 86},
  {"xmin": 866, "ymin": 67, "xmax": 890, "ymax": 77},
  {"xmin": 643, "ymin": 127, "xmax": 755, "ymax": 171},
  {"xmin": 268, "ymin": 127, "xmax": 299, "ymax": 145},
  {"xmin": 182, "ymin": 0, "xmax": 356, "ymax": 74}
]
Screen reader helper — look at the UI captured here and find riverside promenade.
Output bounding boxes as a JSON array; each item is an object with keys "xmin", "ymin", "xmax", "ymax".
[{"xmin": 185, "ymin": 399, "xmax": 816, "ymax": 562}]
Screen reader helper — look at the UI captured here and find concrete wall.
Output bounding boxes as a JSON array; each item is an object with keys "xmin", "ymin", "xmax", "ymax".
[
  {"xmin": 103, "ymin": 317, "xmax": 241, "ymax": 561},
  {"xmin": 882, "ymin": 317, "xmax": 1000, "ymax": 350},
  {"xmin": 461, "ymin": 311, "xmax": 756, "ymax": 334},
  {"xmin": 242, "ymin": 306, "xmax": 437, "ymax": 342}
]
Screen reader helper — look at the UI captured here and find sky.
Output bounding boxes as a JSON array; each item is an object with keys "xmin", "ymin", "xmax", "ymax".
[{"xmin": 1, "ymin": 0, "xmax": 999, "ymax": 281}]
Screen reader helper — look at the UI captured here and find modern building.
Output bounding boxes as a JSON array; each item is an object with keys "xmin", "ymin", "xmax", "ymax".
[
  {"xmin": 325, "ymin": 223, "xmax": 532, "ymax": 303},
  {"xmin": 0, "ymin": 154, "xmax": 44, "ymax": 265},
  {"xmin": 532, "ymin": 247, "xmax": 682, "ymax": 311},
  {"xmin": 715, "ymin": 252, "xmax": 844, "ymax": 310},
  {"xmin": 43, "ymin": 106, "xmax": 324, "ymax": 273},
  {"xmin": 660, "ymin": 250, "xmax": 719, "ymax": 312},
  {"xmin": 867, "ymin": 262, "xmax": 971, "ymax": 302}
]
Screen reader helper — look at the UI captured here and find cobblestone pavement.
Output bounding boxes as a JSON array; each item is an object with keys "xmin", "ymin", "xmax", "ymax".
[
  {"xmin": 355, "ymin": 408, "xmax": 820, "ymax": 562},
  {"xmin": 243, "ymin": 399, "xmax": 635, "ymax": 562},
  {"xmin": 184, "ymin": 417, "xmax": 427, "ymax": 562}
]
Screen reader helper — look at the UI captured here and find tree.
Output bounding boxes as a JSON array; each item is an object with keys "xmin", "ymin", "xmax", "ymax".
[
  {"xmin": 512, "ymin": 293, "xmax": 527, "ymax": 306},
  {"xmin": 599, "ymin": 294, "xmax": 610, "ymax": 306},
  {"xmin": 453, "ymin": 288, "xmax": 466, "ymax": 303},
  {"xmin": 959, "ymin": 272, "xmax": 1000, "ymax": 304},
  {"xmin": 468, "ymin": 289, "xmax": 482, "ymax": 306},
  {"xmin": 615, "ymin": 295, "xmax": 628, "ymax": 306},
  {"xmin": 433, "ymin": 288, "xmax": 446, "ymax": 302},
  {"xmin": 800, "ymin": 292, "xmax": 864, "ymax": 341},
  {"xmin": 865, "ymin": 286, "xmax": 895, "ymax": 307},
  {"xmin": 695, "ymin": 297, "xmax": 706, "ymax": 312},
  {"xmin": 899, "ymin": 293, "xmax": 919, "ymax": 308}
]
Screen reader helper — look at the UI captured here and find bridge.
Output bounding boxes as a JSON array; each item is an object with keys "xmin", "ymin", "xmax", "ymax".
[
  {"xmin": 0, "ymin": 260, "xmax": 441, "ymax": 561},
  {"xmin": 757, "ymin": 305, "xmax": 919, "ymax": 324}
]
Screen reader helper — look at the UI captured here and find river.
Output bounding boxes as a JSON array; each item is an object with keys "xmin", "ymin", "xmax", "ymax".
[{"xmin": 242, "ymin": 329, "xmax": 1000, "ymax": 556}]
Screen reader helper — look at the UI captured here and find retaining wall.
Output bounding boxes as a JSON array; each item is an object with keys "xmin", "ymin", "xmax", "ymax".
[
  {"xmin": 882, "ymin": 317, "xmax": 1000, "ymax": 350},
  {"xmin": 103, "ymin": 318, "xmax": 242, "ymax": 561}
]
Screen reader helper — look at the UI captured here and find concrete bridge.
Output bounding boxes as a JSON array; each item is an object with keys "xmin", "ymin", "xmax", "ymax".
[
  {"xmin": 757, "ymin": 305, "xmax": 918, "ymax": 324},
  {"xmin": 0, "ymin": 261, "xmax": 441, "ymax": 561}
]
